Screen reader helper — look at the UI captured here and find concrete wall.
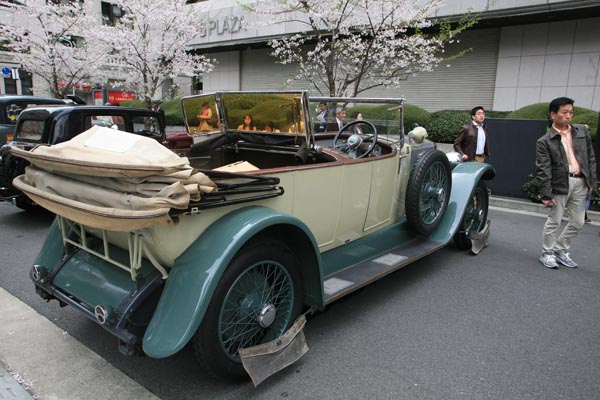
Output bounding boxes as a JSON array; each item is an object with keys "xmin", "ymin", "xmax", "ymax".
[
  {"xmin": 493, "ymin": 17, "xmax": 600, "ymax": 111},
  {"xmin": 203, "ymin": 51, "xmax": 242, "ymax": 92}
]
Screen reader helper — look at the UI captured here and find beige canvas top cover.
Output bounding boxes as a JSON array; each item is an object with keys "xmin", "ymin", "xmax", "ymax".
[{"xmin": 13, "ymin": 126, "xmax": 217, "ymax": 231}]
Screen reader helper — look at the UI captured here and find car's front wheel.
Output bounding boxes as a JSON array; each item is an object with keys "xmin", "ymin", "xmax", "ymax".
[
  {"xmin": 192, "ymin": 239, "xmax": 303, "ymax": 381},
  {"xmin": 406, "ymin": 150, "xmax": 452, "ymax": 236},
  {"xmin": 454, "ymin": 180, "xmax": 489, "ymax": 250}
]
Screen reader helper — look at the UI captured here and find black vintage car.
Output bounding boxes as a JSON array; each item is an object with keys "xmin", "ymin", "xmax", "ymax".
[
  {"xmin": 0, "ymin": 95, "xmax": 71, "ymax": 146},
  {"xmin": 0, "ymin": 105, "xmax": 166, "ymax": 210}
]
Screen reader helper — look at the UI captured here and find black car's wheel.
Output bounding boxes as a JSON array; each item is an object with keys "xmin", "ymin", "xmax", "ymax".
[
  {"xmin": 14, "ymin": 195, "xmax": 39, "ymax": 212},
  {"xmin": 406, "ymin": 150, "xmax": 452, "ymax": 236},
  {"xmin": 192, "ymin": 240, "xmax": 303, "ymax": 381},
  {"xmin": 454, "ymin": 180, "xmax": 489, "ymax": 250}
]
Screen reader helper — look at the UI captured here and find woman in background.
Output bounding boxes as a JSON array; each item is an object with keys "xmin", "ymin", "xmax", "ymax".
[
  {"xmin": 238, "ymin": 114, "xmax": 257, "ymax": 131},
  {"xmin": 197, "ymin": 102, "xmax": 213, "ymax": 131}
]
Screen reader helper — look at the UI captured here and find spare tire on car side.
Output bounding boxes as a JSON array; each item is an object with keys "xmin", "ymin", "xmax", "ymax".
[{"xmin": 405, "ymin": 150, "xmax": 452, "ymax": 236}]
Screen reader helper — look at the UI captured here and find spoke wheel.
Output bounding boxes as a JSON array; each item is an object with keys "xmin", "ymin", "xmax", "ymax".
[
  {"xmin": 219, "ymin": 260, "xmax": 295, "ymax": 361},
  {"xmin": 193, "ymin": 240, "xmax": 302, "ymax": 381},
  {"xmin": 406, "ymin": 150, "xmax": 452, "ymax": 236},
  {"xmin": 454, "ymin": 180, "xmax": 489, "ymax": 250}
]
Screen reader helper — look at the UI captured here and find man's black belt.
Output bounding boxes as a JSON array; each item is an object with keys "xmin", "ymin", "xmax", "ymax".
[{"xmin": 569, "ymin": 173, "xmax": 583, "ymax": 178}]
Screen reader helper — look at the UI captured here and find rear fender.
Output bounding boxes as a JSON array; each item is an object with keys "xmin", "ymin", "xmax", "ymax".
[
  {"xmin": 429, "ymin": 162, "xmax": 495, "ymax": 244},
  {"xmin": 31, "ymin": 218, "xmax": 64, "ymax": 278},
  {"xmin": 142, "ymin": 206, "xmax": 322, "ymax": 358}
]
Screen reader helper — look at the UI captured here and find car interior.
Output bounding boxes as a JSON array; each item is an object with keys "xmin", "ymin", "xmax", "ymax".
[{"xmin": 183, "ymin": 92, "xmax": 398, "ymax": 172}]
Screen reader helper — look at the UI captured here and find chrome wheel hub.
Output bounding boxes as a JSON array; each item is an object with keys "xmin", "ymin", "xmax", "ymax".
[
  {"xmin": 436, "ymin": 188, "xmax": 445, "ymax": 203},
  {"xmin": 258, "ymin": 304, "xmax": 277, "ymax": 328}
]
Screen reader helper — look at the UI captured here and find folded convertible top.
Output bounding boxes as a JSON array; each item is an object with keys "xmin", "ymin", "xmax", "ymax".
[{"xmin": 12, "ymin": 126, "xmax": 217, "ymax": 231}]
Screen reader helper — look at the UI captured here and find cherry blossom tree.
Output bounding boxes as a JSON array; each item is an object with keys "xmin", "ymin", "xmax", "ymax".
[
  {"xmin": 0, "ymin": 0, "xmax": 103, "ymax": 99},
  {"xmin": 249, "ymin": 0, "xmax": 476, "ymax": 97},
  {"xmin": 90, "ymin": 0, "xmax": 214, "ymax": 109}
]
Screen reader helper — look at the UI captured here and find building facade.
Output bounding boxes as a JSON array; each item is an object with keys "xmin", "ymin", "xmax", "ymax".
[
  {"xmin": 192, "ymin": 0, "xmax": 600, "ymax": 111},
  {"xmin": 1, "ymin": 0, "xmax": 599, "ymax": 112}
]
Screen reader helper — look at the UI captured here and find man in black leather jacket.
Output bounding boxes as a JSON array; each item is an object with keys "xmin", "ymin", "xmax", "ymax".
[
  {"xmin": 454, "ymin": 106, "xmax": 490, "ymax": 162},
  {"xmin": 536, "ymin": 97, "xmax": 596, "ymax": 269}
]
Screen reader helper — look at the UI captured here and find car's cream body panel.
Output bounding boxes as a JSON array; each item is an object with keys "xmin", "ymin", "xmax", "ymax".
[{"xmin": 97, "ymin": 146, "xmax": 408, "ymax": 267}]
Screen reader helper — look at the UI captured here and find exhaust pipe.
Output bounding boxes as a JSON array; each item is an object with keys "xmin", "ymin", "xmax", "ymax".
[
  {"xmin": 31, "ymin": 265, "xmax": 48, "ymax": 283},
  {"xmin": 94, "ymin": 305, "xmax": 114, "ymax": 325}
]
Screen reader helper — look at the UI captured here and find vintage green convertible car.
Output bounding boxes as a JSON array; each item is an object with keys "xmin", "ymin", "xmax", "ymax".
[{"xmin": 18, "ymin": 91, "xmax": 494, "ymax": 384}]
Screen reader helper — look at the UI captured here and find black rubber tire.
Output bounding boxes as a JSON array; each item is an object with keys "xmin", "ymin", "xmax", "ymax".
[
  {"xmin": 454, "ymin": 180, "xmax": 489, "ymax": 250},
  {"xmin": 405, "ymin": 150, "xmax": 452, "ymax": 236},
  {"xmin": 192, "ymin": 239, "xmax": 303, "ymax": 382},
  {"xmin": 14, "ymin": 196, "xmax": 39, "ymax": 212}
]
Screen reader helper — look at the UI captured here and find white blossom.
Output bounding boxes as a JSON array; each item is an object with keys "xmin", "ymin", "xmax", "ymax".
[
  {"xmin": 87, "ymin": 0, "xmax": 214, "ymax": 108},
  {"xmin": 247, "ymin": 0, "xmax": 475, "ymax": 97},
  {"xmin": 0, "ymin": 0, "xmax": 103, "ymax": 98}
]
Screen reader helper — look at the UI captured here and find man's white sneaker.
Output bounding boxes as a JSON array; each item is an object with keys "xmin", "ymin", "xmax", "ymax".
[
  {"xmin": 555, "ymin": 251, "xmax": 578, "ymax": 268},
  {"xmin": 539, "ymin": 253, "xmax": 558, "ymax": 269}
]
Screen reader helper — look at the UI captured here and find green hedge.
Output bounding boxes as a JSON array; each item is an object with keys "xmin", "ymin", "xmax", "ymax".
[
  {"xmin": 508, "ymin": 102, "xmax": 598, "ymax": 139},
  {"xmin": 121, "ymin": 98, "xmax": 185, "ymax": 125},
  {"xmin": 425, "ymin": 110, "xmax": 470, "ymax": 143}
]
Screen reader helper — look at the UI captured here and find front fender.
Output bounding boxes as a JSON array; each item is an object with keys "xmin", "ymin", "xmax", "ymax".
[
  {"xmin": 429, "ymin": 162, "xmax": 495, "ymax": 244},
  {"xmin": 143, "ymin": 206, "xmax": 320, "ymax": 358}
]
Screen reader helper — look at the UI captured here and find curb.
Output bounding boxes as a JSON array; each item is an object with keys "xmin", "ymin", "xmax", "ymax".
[
  {"xmin": 490, "ymin": 195, "xmax": 600, "ymax": 223},
  {"xmin": 0, "ymin": 287, "xmax": 160, "ymax": 400},
  {"xmin": 0, "ymin": 364, "xmax": 33, "ymax": 400}
]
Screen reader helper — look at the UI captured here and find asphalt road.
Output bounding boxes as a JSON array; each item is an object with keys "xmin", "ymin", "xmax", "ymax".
[{"xmin": 1, "ymin": 202, "xmax": 599, "ymax": 400}]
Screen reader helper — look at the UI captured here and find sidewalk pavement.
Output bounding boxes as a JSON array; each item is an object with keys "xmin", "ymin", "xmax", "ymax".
[
  {"xmin": 0, "ymin": 287, "xmax": 160, "ymax": 400},
  {"xmin": 0, "ymin": 196, "xmax": 597, "ymax": 400}
]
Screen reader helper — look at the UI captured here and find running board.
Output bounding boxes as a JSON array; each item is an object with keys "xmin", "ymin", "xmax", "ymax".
[{"xmin": 322, "ymin": 237, "xmax": 444, "ymax": 304}]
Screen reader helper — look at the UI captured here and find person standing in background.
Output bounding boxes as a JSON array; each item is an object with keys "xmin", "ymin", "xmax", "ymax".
[
  {"xmin": 326, "ymin": 107, "xmax": 347, "ymax": 132},
  {"xmin": 315, "ymin": 102, "xmax": 329, "ymax": 132},
  {"xmin": 536, "ymin": 97, "xmax": 596, "ymax": 269},
  {"xmin": 454, "ymin": 106, "xmax": 490, "ymax": 162},
  {"xmin": 152, "ymin": 100, "xmax": 165, "ymax": 127}
]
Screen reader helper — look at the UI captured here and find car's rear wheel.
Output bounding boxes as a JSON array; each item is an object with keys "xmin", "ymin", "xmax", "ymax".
[
  {"xmin": 406, "ymin": 150, "xmax": 452, "ymax": 236},
  {"xmin": 192, "ymin": 239, "xmax": 303, "ymax": 381},
  {"xmin": 454, "ymin": 180, "xmax": 489, "ymax": 250}
]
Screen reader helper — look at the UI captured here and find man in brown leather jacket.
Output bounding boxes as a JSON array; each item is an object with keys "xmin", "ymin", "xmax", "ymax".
[
  {"xmin": 536, "ymin": 97, "xmax": 596, "ymax": 269},
  {"xmin": 454, "ymin": 106, "xmax": 490, "ymax": 162}
]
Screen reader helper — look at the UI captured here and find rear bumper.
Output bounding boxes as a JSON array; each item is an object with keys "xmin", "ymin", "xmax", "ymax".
[{"xmin": 32, "ymin": 244, "xmax": 165, "ymax": 356}]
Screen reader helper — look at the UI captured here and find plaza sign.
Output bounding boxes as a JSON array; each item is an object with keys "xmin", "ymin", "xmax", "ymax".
[{"xmin": 199, "ymin": 16, "xmax": 246, "ymax": 37}]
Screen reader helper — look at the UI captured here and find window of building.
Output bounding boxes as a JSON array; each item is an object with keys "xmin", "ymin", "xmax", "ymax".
[
  {"xmin": 52, "ymin": 33, "xmax": 84, "ymax": 48},
  {"xmin": 192, "ymin": 75, "xmax": 203, "ymax": 95},
  {"xmin": 20, "ymin": 70, "xmax": 33, "ymax": 95},
  {"xmin": 4, "ymin": 76, "xmax": 17, "ymax": 95},
  {"xmin": 101, "ymin": 2, "xmax": 125, "ymax": 26}
]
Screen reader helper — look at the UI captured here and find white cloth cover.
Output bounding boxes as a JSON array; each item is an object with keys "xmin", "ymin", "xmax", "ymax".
[{"xmin": 12, "ymin": 126, "xmax": 218, "ymax": 231}]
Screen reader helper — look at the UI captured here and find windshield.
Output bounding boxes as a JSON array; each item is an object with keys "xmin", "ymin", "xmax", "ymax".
[
  {"xmin": 308, "ymin": 97, "xmax": 405, "ymax": 138},
  {"xmin": 181, "ymin": 92, "xmax": 310, "ymax": 144}
]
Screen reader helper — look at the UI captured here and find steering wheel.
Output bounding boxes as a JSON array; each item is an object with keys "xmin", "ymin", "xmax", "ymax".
[{"xmin": 332, "ymin": 120, "xmax": 378, "ymax": 158}]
